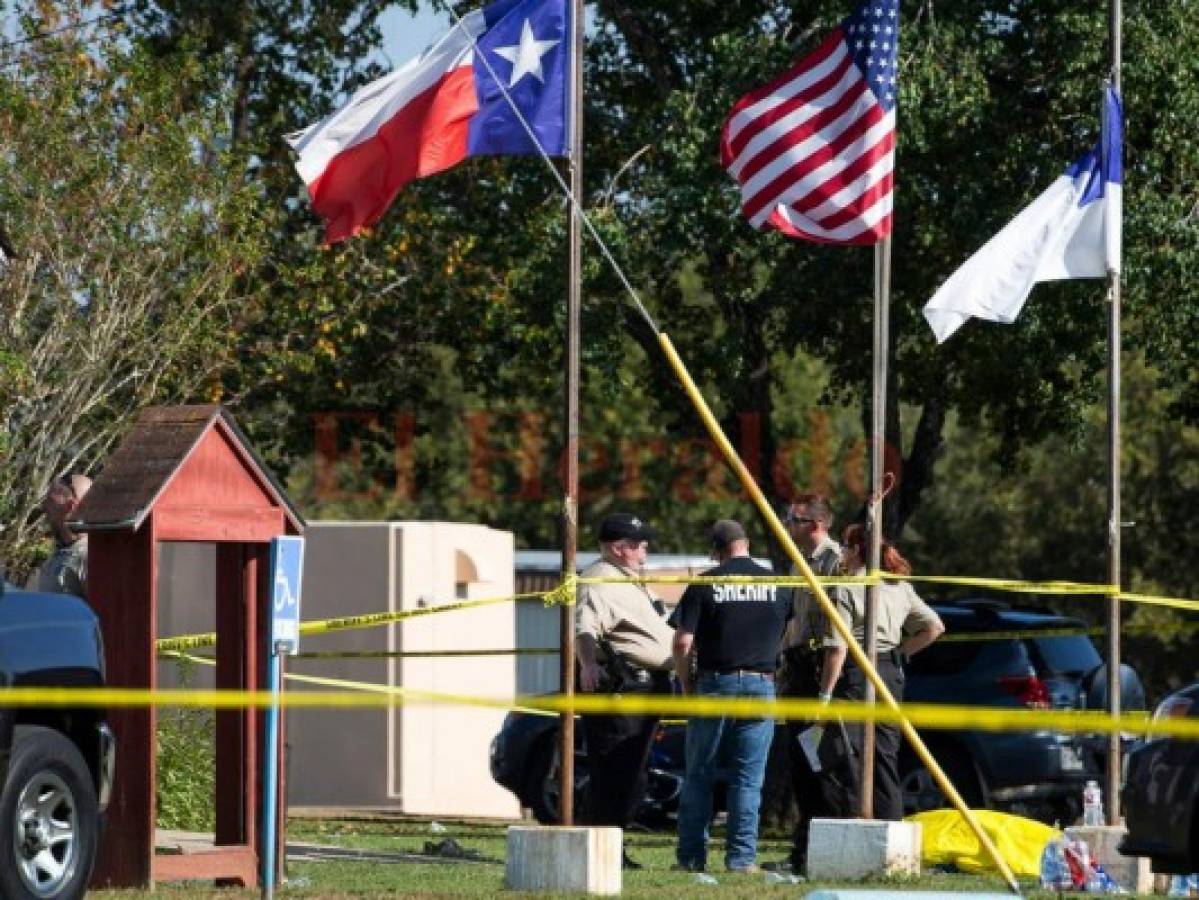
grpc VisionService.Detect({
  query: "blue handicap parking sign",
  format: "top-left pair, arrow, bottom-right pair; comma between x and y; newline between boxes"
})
269,536 -> 305,654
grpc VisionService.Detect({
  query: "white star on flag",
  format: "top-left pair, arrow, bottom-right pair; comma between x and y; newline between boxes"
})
493,19 -> 560,88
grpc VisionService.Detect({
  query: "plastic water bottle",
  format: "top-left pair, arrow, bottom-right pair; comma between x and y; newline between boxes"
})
1039,839 -> 1073,891
765,872 -> 804,885
1087,861 -> 1123,894
1083,779 -> 1105,826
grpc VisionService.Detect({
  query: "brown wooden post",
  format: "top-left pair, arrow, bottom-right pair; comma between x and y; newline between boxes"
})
88,525 -> 157,888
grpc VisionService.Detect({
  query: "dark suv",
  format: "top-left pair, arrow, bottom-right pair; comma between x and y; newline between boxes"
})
901,599 -> 1138,824
0,581 -> 114,900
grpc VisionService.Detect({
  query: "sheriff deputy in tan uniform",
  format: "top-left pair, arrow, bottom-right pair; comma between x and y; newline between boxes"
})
576,512 -> 674,870
776,492 -> 844,873
819,523 -> 945,822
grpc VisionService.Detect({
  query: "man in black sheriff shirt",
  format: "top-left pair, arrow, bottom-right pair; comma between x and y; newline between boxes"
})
672,520 -> 789,874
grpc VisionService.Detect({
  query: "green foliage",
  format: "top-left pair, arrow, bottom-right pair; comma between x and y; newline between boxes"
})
156,658 -> 216,832
156,707 -> 216,832
0,2 -> 269,572
913,354 -> 1199,700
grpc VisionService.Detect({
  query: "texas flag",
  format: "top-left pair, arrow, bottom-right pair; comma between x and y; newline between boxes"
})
288,0 -> 570,243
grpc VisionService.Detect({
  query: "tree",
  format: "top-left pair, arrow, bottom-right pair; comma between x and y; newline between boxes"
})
0,8 -> 266,573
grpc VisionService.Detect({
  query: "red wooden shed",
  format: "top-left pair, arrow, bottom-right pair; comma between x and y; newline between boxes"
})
72,404 -> 304,889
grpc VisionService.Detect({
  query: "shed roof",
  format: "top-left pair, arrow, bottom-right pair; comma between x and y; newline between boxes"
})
72,405 -> 304,533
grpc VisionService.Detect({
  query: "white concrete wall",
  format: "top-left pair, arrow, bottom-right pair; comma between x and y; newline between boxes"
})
288,521 -> 520,819
394,523 -> 517,817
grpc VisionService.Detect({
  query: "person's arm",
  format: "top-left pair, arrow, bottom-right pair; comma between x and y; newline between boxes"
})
577,634 -> 602,692
816,583 -> 857,700
673,629 -> 695,694
818,645 -> 847,700
575,582 -> 609,693
899,586 -> 945,658
899,617 -> 945,657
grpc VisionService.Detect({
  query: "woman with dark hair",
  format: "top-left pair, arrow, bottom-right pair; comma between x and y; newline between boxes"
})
816,524 -> 945,821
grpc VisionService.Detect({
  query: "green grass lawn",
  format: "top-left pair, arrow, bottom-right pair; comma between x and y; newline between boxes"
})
90,816 -> 1153,898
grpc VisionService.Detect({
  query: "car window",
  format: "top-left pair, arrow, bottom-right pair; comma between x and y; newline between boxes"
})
907,634 -> 1030,677
1028,634 -> 1101,675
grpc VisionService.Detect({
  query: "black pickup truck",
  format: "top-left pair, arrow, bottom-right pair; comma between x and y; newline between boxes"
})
0,580 -> 114,900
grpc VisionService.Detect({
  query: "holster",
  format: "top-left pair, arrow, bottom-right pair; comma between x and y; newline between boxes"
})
779,644 -> 823,697
598,641 -> 662,694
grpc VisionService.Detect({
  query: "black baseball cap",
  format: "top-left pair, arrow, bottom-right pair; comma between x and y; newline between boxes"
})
598,512 -> 655,542
710,519 -> 747,548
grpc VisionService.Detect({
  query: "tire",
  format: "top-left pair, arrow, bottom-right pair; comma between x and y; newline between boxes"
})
0,726 -> 99,900
899,744 -> 985,817
523,738 -> 589,825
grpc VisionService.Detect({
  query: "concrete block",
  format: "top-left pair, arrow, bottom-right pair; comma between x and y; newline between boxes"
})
1064,824 -> 1154,895
807,818 -> 922,880
505,826 -> 621,895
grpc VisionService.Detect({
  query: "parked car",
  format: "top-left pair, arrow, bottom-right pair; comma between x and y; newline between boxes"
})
491,597 -> 1141,827
1120,683 -> 1199,873
900,599 -> 1144,825
0,580 -> 115,900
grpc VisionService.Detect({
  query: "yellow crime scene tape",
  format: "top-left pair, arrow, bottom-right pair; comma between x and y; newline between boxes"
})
154,589 -> 555,652
164,649 -> 560,660
162,649 -> 558,718
290,648 -> 560,660
579,570 -> 1199,610
578,574 -> 881,586
7,679 -> 1198,741
1115,589 -> 1199,613
937,626 -> 1104,643
152,570 -> 1198,655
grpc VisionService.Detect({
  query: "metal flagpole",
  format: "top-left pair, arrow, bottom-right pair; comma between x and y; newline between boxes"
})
861,235 -> 892,818
1105,0 -> 1123,825
558,0 -> 585,827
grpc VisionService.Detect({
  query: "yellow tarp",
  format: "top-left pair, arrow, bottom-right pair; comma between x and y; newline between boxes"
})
906,808 -> 1061,878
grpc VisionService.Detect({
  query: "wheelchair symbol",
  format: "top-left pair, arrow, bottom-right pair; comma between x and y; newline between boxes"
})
275,569 -> 297,613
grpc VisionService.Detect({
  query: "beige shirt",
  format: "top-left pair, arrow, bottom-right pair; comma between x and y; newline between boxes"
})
823,572 -> 941,653
783,535 -> 843,650
575,558 -> 674,671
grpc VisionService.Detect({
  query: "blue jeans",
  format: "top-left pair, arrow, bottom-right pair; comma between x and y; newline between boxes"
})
676,671 -> 776,871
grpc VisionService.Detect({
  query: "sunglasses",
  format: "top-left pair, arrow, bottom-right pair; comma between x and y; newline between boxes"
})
785,514 -> 817,526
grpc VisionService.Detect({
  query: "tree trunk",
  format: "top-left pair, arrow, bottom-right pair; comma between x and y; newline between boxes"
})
894,398 -> 946,537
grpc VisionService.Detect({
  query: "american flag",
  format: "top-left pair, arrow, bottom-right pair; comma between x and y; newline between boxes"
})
721,0 -> 900,245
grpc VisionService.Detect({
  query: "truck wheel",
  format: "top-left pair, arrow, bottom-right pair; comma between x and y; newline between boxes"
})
0,726 -> 98,900
524,738 -> 589,824
900,746 -> 984,817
